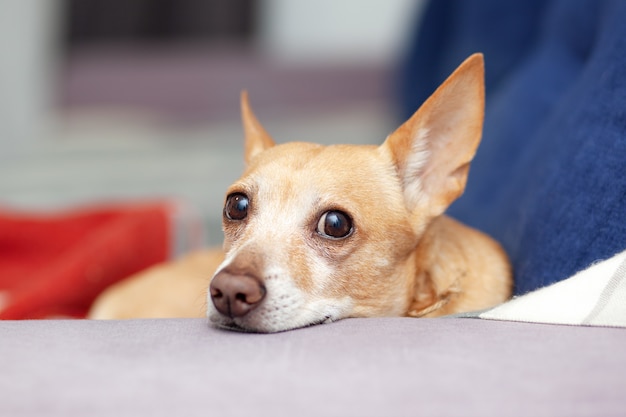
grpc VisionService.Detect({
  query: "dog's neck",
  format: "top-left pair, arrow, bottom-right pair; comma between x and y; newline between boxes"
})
405,216 -> 471,317
405,214 -> 511,318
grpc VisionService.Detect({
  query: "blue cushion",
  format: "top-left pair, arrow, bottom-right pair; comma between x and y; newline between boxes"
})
398,0 -> 626,294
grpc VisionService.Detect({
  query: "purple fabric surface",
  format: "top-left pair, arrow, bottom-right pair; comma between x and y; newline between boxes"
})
1,318 -> 625,416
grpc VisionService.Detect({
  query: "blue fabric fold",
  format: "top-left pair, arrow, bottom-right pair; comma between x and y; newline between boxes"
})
399,0 -> 626,294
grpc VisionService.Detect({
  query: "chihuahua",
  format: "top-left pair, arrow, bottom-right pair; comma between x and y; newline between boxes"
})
89,54 -> 512,332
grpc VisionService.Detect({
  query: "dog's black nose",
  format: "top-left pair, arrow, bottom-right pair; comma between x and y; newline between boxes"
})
210,271 -> 266,318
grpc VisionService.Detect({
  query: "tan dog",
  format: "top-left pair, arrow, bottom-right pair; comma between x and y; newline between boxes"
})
89,54 -> 512,332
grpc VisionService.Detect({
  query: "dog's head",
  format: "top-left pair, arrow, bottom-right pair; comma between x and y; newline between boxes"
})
207,54 -> 485,332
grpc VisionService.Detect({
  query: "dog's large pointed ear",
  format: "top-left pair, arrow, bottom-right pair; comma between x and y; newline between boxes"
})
380,54 -> 485,221
241,91 -> 275,164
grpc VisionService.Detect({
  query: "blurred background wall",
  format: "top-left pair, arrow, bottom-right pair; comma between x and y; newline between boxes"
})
0,0 -> 425,243
1,0 -> 423,141
0,0 -> 60,156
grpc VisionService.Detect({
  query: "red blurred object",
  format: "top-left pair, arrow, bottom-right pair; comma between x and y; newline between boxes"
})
0,203 -> 172,319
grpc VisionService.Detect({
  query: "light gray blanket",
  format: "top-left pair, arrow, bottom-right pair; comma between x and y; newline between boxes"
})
1,317 -> 625,417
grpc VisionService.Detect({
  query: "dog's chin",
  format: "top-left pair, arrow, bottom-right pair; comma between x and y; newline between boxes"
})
211,319 -> 257,333
208,313 -> 336,334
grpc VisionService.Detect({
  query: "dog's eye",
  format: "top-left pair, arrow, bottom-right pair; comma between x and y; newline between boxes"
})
224,193 -> 249,221
317,211 -> 353,239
